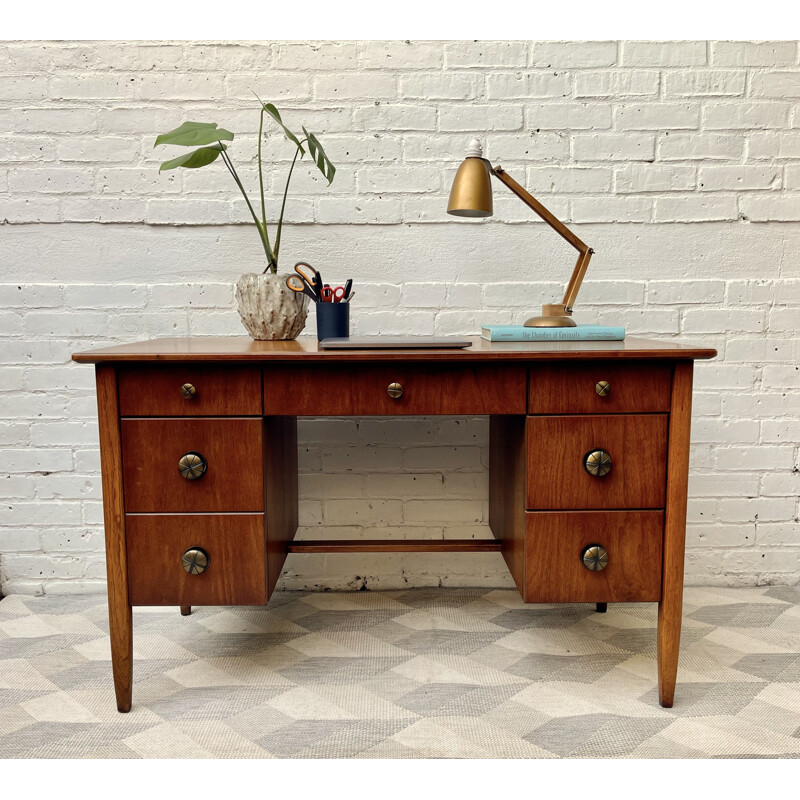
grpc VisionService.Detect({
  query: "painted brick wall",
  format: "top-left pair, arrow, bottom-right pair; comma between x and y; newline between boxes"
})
1,40 -> 799,595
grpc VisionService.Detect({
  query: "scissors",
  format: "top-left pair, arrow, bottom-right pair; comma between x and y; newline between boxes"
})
286,262 -> 322,302
319,284 -> 346,303
286,274 -> 319,302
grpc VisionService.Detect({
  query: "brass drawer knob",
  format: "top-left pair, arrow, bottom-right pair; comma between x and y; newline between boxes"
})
181,547 -> 210,575
584,449 -> 612,477
387,382 -> 404,399
180,383 -> 197,399
595,380 -> 610,397
581,544 -> 609,572
178,451 -> 207,480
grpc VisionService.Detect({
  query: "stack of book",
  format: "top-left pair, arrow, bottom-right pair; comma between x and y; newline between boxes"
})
481,325 -> 625,342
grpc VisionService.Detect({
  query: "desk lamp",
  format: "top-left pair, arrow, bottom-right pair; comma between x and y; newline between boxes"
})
447,138 -> 594,328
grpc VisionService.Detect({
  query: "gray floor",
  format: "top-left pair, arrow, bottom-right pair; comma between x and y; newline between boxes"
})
1,585 -> 799,758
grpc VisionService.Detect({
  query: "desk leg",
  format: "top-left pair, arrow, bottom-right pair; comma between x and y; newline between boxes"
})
96,365 -> 133,713
658,362 -> 693,709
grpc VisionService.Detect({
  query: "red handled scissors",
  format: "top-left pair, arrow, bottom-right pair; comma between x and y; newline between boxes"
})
319,284 -> 346,303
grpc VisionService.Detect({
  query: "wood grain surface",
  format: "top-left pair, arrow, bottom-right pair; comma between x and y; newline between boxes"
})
287,539 -> 502,553
72,336 -> 718,364
95,365 -> 132,712
126,514 -> 267,606
263,364 -> 527,415
528,361 -> 672,414
525,510 -> 664,603
658,361 -> 694,708
526,414 -> 668,510
264,416 -> 299,597
121,418 -> 264,512
118,365 -> 261,417
489,414 -> 527,595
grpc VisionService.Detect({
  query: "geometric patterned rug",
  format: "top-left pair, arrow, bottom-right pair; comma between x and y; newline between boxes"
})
1,586 -> 799,759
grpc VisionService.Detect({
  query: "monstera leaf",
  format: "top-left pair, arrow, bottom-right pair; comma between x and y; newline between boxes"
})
154,121 -> 234,149
261,103 -> 305,155
159,143 -> 227,172
302,126 -> 336,185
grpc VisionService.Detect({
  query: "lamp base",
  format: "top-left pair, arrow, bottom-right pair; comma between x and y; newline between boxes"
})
524,304 -> 578,328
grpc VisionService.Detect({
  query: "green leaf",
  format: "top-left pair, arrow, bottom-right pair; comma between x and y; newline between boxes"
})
154,121 -> 234,149
262,103 -> 305,155
302,126 -> 336,185
159,144 -> 226,172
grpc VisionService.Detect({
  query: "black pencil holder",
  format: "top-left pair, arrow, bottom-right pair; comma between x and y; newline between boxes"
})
316,301 -> 350,341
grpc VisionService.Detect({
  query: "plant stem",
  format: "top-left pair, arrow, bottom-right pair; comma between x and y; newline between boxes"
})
257,107 -> 267,233
219,143 -> 275,269
273,142 -> 304,264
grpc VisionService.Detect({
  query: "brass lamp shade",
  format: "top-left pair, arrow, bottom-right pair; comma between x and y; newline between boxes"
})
447,157 -> 493,218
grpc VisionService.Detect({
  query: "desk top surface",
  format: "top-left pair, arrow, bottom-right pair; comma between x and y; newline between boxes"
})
73,336 -> 717,364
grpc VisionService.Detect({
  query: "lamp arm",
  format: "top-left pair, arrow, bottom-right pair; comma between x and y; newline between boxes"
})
491,165 -> 594,315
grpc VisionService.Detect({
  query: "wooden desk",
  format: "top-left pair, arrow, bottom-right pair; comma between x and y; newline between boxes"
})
73,336 -> 716,712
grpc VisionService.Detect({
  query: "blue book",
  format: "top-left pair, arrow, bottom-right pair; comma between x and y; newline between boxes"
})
481,324 -> 625,342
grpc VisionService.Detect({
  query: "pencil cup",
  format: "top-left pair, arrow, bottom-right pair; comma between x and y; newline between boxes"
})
316,301 -> 350,341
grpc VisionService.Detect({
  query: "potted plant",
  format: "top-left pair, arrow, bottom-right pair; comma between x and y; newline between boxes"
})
154,101 -> 336,340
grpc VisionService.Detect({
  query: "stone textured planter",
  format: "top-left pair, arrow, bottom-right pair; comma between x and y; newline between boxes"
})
235,272 -> 309,340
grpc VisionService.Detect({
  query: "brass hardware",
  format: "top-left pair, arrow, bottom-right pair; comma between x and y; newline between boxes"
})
595,380 -> 611,397
181,547 -> 209,575
180,383 -> 197,399
581,544 -> 609,572
178,451 -> 207,480
387,382 -> 404,400
584,449 -> 612,477
524,304 -> 578,328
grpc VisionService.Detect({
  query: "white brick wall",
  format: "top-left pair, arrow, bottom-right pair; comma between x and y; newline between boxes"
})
1,40 -> 799,595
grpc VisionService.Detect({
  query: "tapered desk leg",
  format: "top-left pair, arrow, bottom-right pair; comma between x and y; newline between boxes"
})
658,362 -> 693,708
180,605 -> 192,616
96,365 -> 133,713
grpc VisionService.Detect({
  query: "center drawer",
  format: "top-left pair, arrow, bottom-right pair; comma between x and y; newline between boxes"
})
263,364 -> 527,415
526,414 -> 668,509
121,418 -> 264,512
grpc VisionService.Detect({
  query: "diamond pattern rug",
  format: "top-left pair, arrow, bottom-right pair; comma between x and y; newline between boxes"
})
1,586 -> 799,758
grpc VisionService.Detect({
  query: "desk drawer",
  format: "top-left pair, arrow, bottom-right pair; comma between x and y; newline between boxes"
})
121,418 -> 264,512
528,361 -> 671,414
126,514 -> 266,606
526,414 -> 667,509
263,364 -> 526,415
118,365 -> 262,416
525,511 -> 663,603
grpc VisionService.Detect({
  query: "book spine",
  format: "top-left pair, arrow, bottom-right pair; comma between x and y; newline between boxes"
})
481,327 -> 625,342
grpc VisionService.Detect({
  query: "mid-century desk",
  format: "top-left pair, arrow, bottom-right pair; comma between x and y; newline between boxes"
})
72,336 -> 716,712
